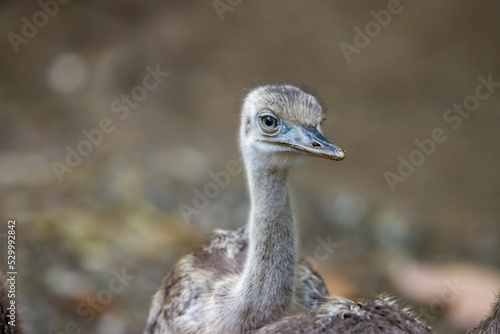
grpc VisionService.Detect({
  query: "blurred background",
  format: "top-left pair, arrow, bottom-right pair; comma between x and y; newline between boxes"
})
1,1 -> 499,333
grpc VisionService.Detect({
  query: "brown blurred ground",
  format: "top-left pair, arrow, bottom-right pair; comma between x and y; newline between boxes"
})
0,1 -> 499,333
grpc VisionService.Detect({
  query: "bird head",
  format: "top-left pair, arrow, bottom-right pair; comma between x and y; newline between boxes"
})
240,85 -> 345,168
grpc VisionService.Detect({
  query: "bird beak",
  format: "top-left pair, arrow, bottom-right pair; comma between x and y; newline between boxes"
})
273,125 -> 346,161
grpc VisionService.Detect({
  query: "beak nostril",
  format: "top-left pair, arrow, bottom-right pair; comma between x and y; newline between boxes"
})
312,142 -> 321,147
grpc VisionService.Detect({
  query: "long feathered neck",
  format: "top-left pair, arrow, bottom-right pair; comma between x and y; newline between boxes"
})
234,152 -> 298,329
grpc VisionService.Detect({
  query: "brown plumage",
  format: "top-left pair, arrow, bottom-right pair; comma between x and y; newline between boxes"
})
144,227 -> 329,333
254,297 -> 432,334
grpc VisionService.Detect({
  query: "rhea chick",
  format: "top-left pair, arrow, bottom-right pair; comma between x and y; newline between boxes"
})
143,85 -> 345,334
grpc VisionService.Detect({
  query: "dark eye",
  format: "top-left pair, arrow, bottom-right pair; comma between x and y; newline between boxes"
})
262,116 -> 277,128
258,114 -> 280,135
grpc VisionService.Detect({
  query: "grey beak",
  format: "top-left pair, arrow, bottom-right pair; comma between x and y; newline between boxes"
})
275,126 -> 346,161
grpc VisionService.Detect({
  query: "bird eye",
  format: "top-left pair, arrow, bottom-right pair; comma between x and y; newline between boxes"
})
258,114 -> 280,135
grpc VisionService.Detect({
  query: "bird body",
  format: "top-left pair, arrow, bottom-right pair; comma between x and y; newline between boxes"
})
144,227 -> 328,333
144,85 -> 344,333
254,297 -> 432,334
144,85 -> 436,334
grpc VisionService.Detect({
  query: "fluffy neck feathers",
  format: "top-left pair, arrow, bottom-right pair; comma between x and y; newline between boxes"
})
232,152 -> 298,330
